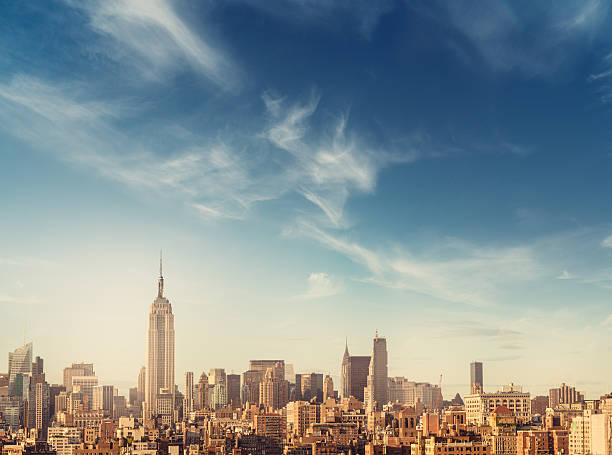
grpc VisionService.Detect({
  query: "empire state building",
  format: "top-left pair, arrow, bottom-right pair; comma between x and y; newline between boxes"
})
145,255 -> 175,422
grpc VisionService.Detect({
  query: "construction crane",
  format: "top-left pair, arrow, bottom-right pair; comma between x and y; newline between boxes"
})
435,373 -> 443,412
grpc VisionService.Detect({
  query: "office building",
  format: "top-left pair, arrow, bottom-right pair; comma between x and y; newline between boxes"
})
92,385 -> 114,416
465,383 -> 531,425
184,371 -> 194,415
227,374 -> 241,408
471,362 -> 484,394
145,256 -> 175,421
197,372 -> 209,410
388,377 -> 440,409
259,364 -> 289,410
340,341 -> 370,402
72,376 -> 99,410
365,332 -> 388,411
549,383 -> 585,409
8,342 -> 33,396
63,363 -> 95,391
323,376 -> 334,400
137,366 -> 146,405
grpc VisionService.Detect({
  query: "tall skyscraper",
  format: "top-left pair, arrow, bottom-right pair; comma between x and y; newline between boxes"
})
32,356 -> 45,384
197,372 -> 209,410
184,371 -> 194,415
92,385 -> 114,415
137,366 -> 146,405
145,255 -> 175,421
341,342 -> 350,400
8,342 -> 32,396
227,374 -> 241,408
259,363 -> 288,410
365,331 -> 388,411
34,381 -> 50,438
470,361 -> 483,394
340,340 -> 370,402
323,376 -> 334,400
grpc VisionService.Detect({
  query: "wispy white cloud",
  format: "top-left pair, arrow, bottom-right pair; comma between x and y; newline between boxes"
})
261,92 -> 420,227
419,0 -> 608,76
0,75 -> 265,219
73,0 -> 238,89
603,235 -> 612,248
291,272 -> 342,300
556,270 -> 574,280
0,76 -> 422,225
287,221 -> 541,307
601,314 -> 612,327
0,73 -> 536,247
589,53 -> 612,103
0,294 -> 43,304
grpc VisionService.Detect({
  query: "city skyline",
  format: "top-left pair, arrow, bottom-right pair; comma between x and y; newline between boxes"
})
2,0 -> 612,402
1,262 -> 608,401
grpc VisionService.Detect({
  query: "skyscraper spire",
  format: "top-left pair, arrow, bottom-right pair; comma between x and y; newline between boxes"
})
158,250 -> 164,298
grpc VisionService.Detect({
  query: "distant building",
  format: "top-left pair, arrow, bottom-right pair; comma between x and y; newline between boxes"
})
287,401 -> 321,437
184,371 -> 194,415
32,356 -> 45,385
8,342 -> 33,396
209,368 -> 226,387
197,372 -> 209,410
517,430 -> 550,455
464,383 -> 531,425
137,366 -> 146,405
323,376 -> 334,400
531,396 -> 548,416
72,376 -> 99,409
470,362 -> 483,394
259,364 -> 288,410
297,373 -> 324,402
254,413 -> 287,441
549,384 -> 585,409
34,381 -> 50,438
92,385 -> 114,416
340,341 -> 370,402
242,370 -> 266,405
211,383 -> 227,410
227,374 -> 241,408
388,377 -> 440,410
365,332 -> 388,411
63,363 -> 95,391
422,437 -> 490,455
249,360 -> 285,380
144,256 -> 175,423
156,388 -> 174,425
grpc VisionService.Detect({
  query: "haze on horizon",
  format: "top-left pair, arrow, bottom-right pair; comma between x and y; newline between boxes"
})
1,0 -> 612,400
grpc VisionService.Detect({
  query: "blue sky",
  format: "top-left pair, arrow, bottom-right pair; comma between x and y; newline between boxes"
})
1,0 -> 612,399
